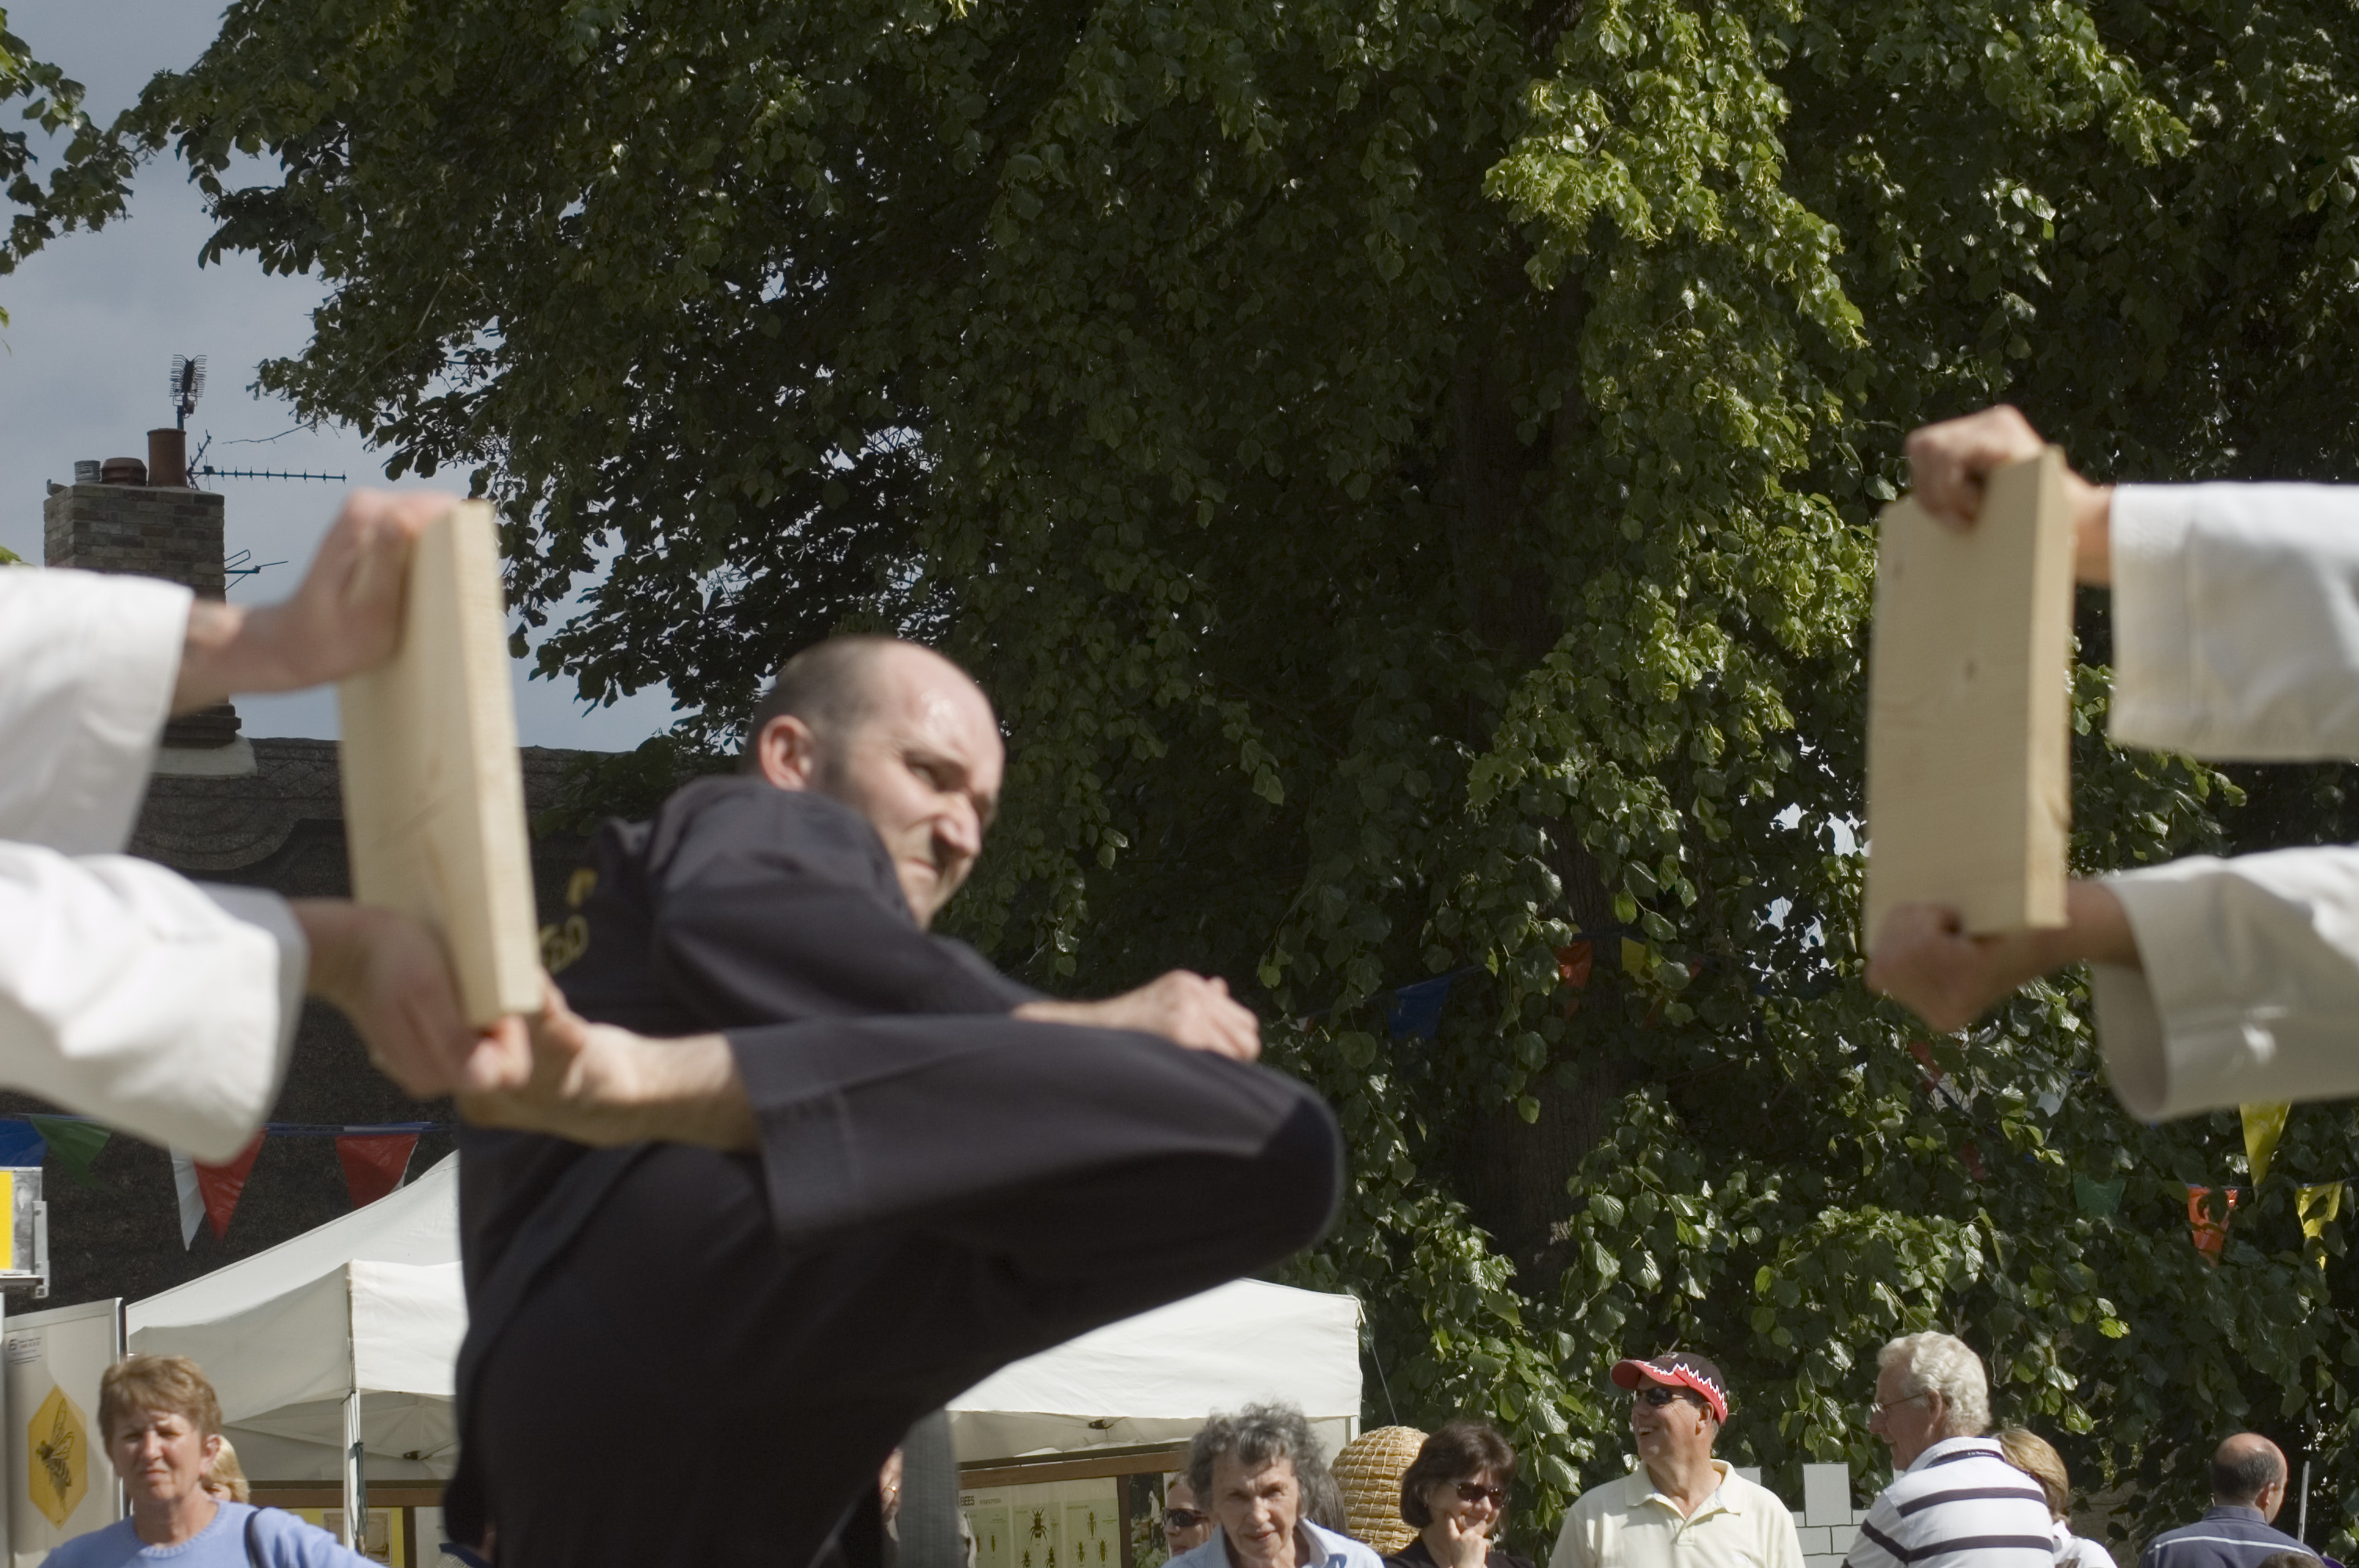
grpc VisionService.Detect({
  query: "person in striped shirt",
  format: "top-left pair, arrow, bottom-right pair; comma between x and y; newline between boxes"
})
1842,1333 -> 2055,1568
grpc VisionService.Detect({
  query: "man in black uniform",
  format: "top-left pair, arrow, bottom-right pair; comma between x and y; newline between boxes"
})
449,637 -> 1342,1567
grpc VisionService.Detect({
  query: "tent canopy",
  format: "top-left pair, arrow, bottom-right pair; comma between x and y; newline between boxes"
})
127,1154 -> 463,1481
947,1278 -> 1362,1462
126,1153 -> 1365,1478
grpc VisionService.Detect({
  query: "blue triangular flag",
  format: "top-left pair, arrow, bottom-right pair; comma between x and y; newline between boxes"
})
0,1121 -> 48,1168
1387,975 -> 1456,1040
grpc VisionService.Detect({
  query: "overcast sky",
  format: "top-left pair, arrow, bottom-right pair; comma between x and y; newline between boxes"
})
1,1 -> 677,750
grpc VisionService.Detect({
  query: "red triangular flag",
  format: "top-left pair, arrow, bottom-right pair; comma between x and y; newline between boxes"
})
335,1133 -> 419,1209
2188,1184 -> 2240,1262
194,1134 -> 264,1243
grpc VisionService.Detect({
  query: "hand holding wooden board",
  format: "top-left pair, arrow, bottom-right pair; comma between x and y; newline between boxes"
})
337,500 -> 542,1024
1863,448 -> 2074,953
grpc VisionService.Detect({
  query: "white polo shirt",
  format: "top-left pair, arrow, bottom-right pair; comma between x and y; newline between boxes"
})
1549,1461 -> 1806,1568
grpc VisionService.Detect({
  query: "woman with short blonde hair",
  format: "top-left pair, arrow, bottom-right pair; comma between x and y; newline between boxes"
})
43,1355 -> 373,1566
1997,1428 -> 2113,1568
200,1436 -> 251,1504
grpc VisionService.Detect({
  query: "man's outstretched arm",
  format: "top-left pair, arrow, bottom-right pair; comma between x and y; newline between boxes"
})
462,966 -> 1265,1150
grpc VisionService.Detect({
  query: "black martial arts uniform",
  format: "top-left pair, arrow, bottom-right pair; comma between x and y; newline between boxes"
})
446,778 -> 1341,1566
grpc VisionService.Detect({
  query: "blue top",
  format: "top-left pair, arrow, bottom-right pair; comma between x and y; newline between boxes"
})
2139,1505 -> 2317,1568
42,1503 -> 375,1567
1169,1521 -> 1387,1568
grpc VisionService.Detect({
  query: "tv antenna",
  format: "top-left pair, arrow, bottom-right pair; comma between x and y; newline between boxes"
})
224,548 -> 287,584
169,355 -> 205,430
185,433 -> 345,486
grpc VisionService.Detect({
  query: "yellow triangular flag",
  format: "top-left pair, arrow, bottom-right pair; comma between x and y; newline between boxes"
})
2242,1102 -> 2292,1186
2299,1182 -> 2343,1270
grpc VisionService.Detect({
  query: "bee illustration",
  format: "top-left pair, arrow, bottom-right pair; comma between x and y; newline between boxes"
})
34,1399 -> 74,1504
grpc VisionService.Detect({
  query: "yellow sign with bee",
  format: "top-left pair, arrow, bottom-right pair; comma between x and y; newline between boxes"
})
25,1383 -> 86,1528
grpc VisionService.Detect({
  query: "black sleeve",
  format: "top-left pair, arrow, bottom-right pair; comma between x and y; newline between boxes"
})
725,1011 -> 1322,1243
641,782 -> 1041,1029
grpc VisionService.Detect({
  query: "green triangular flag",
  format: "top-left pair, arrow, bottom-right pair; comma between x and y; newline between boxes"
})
2074,1174 -> 2125,1216
26,1116 -> 109,1189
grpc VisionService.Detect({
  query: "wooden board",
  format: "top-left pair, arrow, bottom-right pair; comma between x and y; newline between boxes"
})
1863,448 -> 2074,952
336,501 -> 540,1023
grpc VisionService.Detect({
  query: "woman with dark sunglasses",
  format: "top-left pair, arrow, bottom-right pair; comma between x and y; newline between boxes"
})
1164,1472 -> 1217,1557
1385,1421 -> 1534,1568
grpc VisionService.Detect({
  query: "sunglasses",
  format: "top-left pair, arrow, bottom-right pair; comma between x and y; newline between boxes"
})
1633,1387 -> 1706,1409
1455,1480 -> 1509,1507
1165,1508 -> 1208,1530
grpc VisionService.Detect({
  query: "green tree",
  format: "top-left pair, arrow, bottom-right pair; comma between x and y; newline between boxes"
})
137,0 -> 2359,1549
0,9 -> 133,324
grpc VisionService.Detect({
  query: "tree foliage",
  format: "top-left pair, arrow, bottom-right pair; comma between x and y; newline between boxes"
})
0,9 -> 133,324
138,0 -> 2359,1550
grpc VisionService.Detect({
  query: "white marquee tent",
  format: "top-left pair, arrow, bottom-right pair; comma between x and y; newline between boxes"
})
125,1152 -> 1364,1492
947,1278 -> 1362,1461
125,1152 -> 465,1488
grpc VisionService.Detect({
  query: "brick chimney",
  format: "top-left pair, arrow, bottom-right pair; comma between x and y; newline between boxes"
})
43,457 -> 247,761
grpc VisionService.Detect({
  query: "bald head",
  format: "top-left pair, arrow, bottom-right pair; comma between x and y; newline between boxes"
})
747,637 -> 1003,926
746,636 -> 904,753
2212,1434 -> 2288,1516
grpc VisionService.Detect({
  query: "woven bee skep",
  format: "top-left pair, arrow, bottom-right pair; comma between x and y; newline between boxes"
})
1332,1425 -> 1429,1553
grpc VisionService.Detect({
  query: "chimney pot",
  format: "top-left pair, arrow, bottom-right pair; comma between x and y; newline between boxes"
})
72,460 -> 100,485
147,429 -> 187,490
100,457 -> 147,486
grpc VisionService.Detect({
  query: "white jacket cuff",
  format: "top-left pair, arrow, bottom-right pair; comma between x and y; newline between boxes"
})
0,571 -> 190,853
2096,849 -> 2359,1120
0,848 -> 294,1161
2106,483 -> 2359,759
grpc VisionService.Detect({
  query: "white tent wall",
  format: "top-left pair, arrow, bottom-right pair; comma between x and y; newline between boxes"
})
946,1279 -> 1363,1462
131,1260 -> 463,1482
127,1157 -> 466,1484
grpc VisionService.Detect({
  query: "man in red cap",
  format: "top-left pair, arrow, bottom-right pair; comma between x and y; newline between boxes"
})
1547,1352 -> 1804,1568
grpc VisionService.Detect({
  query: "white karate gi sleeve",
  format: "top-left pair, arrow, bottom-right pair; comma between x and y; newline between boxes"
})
2092,485 -> 2359,1118
0,569 -> 305,1160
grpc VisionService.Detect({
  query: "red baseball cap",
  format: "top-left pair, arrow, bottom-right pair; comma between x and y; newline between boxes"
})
1612,1352 -> 1729,1423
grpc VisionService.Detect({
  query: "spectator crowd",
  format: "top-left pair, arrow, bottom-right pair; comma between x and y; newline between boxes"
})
1143,1334 -> 2328,1568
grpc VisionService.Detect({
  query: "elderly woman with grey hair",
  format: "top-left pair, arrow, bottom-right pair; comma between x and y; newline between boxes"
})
1169,1402 -> 1383,1568
1842,1333 -> 2055,1568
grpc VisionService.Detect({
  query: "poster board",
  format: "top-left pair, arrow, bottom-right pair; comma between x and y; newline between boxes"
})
295,1506 -> 403,1565
336,500 -> 540,1023
964,1479 -> 1121,1568
5,1298 -> 122,1567
1863,448 -> 2075,951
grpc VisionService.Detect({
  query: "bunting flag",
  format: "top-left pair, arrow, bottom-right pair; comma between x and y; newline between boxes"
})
2188,1185 -> 2240,1263
1554,942 -> 1594,1016
169,1151 -> 202,1249
0,1114 -> 429,1236
335,1133 -> 420,1209
2074,1174 -> 2125,1216
28,1116 -> 110,1187
169,1135 -> 265,1247
2242,1102 -> 2292,1187
0,1122 -> 45,1168
2299,1182 -> 2343,1270
1386,973 -> 1462,1040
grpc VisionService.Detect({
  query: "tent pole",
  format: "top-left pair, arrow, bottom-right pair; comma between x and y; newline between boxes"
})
342,1388 -> 365,1548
